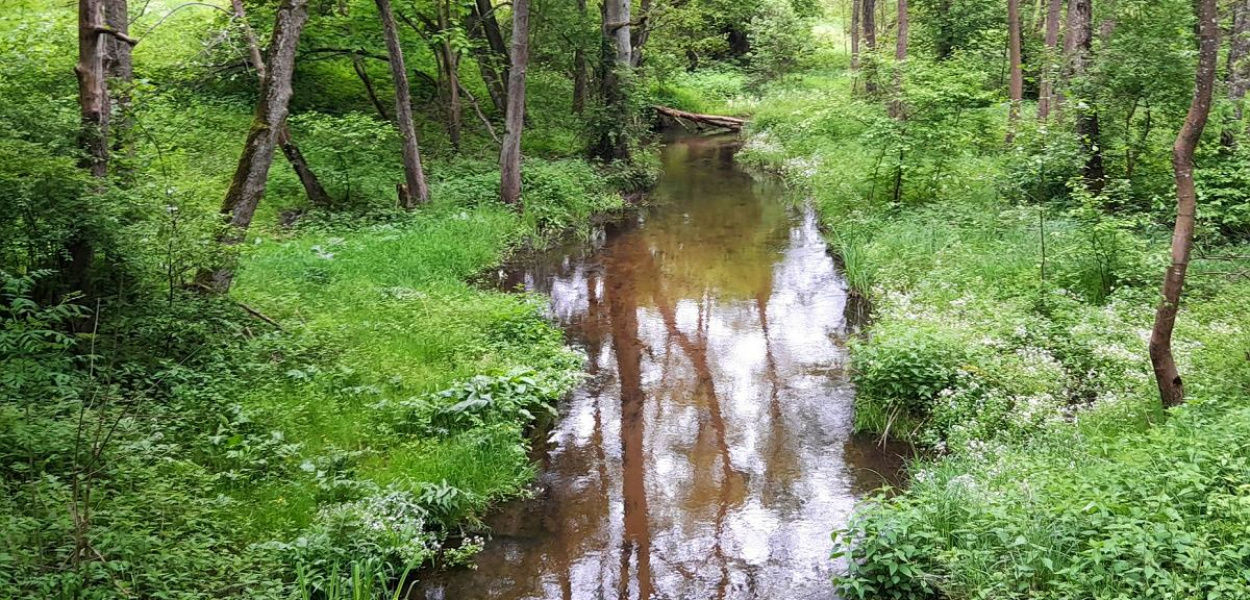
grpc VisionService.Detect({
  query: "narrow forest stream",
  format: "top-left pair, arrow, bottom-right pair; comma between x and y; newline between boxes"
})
418,133 -> 905,600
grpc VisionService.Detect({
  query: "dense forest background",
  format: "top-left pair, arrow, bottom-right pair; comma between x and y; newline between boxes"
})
2,0 -> 1250,597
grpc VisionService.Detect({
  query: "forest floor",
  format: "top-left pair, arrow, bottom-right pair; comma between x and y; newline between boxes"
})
654,21 -> 1250,600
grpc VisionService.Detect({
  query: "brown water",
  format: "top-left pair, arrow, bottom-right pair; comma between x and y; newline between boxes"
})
418,133 -> 906,600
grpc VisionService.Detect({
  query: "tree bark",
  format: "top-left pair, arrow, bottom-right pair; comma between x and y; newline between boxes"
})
1149,0 -> 1219,409
862,0 -> 877,94
472,0 -> 509,112
233,0 -> 331,208
889,0 -> 908,118
464,3 -> 507,114
104,0 -> 132,168
376,0 -> 430,208
438,0 -> 462,152
1064,0 -> 1103,193
592,0 -> 632,161
72,0 -> 112,294
78,0 -> 109,180
630,0 -> 652,68
352,54 -> 390,120
201,0 -> 310,293
851,0 -> 861,69
1225,0 -> 1250,146
1007,0 -> 1024,141
1037,0 -> 1063,121
499,0 -> 529,205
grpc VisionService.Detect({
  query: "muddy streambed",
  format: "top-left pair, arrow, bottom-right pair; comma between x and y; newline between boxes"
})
417,133 -> 906,600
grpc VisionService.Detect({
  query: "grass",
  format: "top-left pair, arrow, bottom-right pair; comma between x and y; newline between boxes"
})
722,17 -> 1250,599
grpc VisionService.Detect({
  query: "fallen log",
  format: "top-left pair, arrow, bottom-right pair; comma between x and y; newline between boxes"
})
653,105 -> 747,131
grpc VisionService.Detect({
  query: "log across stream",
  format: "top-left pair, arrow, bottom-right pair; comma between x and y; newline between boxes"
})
416,132 -> 906,600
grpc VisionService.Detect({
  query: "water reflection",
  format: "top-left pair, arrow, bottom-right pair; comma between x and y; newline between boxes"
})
419,134 -> 906,600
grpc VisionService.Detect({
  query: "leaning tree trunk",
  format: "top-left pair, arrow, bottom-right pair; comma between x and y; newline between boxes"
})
1037,0 -> 1063,121
851,0 -> 860,69
1064,0 -> 1103,194
376,0 -> 430,208
889,0 -> 908,118
352,54 -> 391,120
499,0 -> 529,205
199,0 -> 310,293
233,0 -> 332,208
466,5 -> 508,115
1007,0 -> 1024,141
1149,0 -> 1219,409
862,0 -> 878,94
1225,0 -> 1250,146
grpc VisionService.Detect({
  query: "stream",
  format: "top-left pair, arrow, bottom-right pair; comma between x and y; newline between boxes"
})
418,133 -> 905,600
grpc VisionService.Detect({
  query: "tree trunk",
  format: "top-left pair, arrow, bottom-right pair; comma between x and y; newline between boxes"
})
1064,0 -> 1103,194
889,0 -> 908,118
71,0 -> 110,294
592,0 -> 632,161
279,128 -> 333,207
1149,0 -> 1218,409
1007,0 -> 1024,141
1037,0 -> 1063,121
474,0 -> 509,111
630,0 -> 651,68
862,0 -> 877,94
376,0 -> 430,208
200,0 -> 310,293
851,0 -> 861,69
1225,0 -> 1250,146
234,0 -> 332,208
352,54 -> 390,120
499,0 -> 529,205
78,0 -> 109,180
104,0 -> 132,169
438,0 -> 462,152
465,3 -> 508,114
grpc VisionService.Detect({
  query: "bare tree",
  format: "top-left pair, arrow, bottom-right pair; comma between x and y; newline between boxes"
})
199,0 -> 311,293
376,0 -> 430,207
1007,0 -> 1023,141
1149,0 -> 1219,408
500,0 -> 529,205
1037,0 -> 1063,121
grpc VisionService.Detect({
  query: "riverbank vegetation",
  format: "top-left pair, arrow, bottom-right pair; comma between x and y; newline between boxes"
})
5,0 -> 1249,597
710,0 -> 1250,597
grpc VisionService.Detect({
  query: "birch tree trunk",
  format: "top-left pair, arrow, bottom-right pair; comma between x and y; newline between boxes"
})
201,0 -> 310,293
1037,0 -> 1063,121
376,0 -> 430,208
1149,0 -> 1219,408
499,0 -> 529,205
